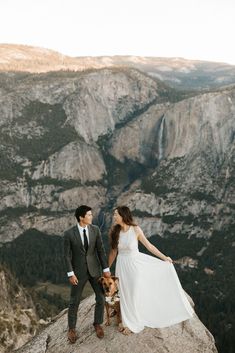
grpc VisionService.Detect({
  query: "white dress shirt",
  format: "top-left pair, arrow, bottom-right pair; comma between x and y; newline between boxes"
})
67,223 -> 110,277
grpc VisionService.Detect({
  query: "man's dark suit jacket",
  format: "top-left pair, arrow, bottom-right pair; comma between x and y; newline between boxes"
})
63,224 -> 108,279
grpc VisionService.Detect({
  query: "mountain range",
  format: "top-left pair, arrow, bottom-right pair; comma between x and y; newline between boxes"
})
1,43 -> 235,89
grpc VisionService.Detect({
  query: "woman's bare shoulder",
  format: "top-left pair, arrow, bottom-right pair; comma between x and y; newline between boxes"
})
133,225 -> 142,236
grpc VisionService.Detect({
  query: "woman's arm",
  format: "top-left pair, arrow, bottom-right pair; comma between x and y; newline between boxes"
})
108,248 -> 118,267
136,226 -> 173,262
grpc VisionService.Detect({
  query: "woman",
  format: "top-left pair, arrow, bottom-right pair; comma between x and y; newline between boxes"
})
108,206 -> 194,334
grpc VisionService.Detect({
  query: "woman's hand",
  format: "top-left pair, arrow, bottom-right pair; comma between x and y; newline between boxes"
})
164,256 -> 173,263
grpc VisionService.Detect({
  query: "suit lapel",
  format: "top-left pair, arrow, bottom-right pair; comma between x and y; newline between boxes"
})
88,225 -> 95,250
73,226 -> 85,252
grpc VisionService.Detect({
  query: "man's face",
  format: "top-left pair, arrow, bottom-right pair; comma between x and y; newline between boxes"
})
80,210 -> 93,225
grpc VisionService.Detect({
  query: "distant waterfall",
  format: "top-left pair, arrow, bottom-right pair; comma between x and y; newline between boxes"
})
158,115 -> 165,161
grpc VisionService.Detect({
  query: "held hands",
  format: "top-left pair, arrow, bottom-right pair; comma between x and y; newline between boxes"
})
103,271 -> 111,278
69,272 -> 111,285
69,275 -> 79,286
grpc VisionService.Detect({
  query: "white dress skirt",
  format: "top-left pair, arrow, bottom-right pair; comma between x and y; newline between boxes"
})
115,226 -> 194,333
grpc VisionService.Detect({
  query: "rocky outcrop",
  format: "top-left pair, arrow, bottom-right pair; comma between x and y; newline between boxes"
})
115,144 -> 235,240
63,69 -> 159,143
32,141 -> 106,182
109,103 -> 169,164
16,294 -> 217,353
164,89 -> 235,160
0,184 -> 107,242
0,266 -> 38,353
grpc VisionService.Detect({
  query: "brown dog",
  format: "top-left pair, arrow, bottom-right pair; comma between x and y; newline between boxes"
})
99,276 -> 122,328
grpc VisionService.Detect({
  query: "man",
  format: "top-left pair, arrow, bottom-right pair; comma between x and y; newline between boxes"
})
64,205 -> 111,343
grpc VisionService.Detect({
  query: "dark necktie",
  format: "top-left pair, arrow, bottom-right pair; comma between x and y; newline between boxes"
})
83,228 -> 88,252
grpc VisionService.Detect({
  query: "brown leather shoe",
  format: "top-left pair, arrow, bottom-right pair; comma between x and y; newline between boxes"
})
67,328 -> 78,344
93,324 -> 104,339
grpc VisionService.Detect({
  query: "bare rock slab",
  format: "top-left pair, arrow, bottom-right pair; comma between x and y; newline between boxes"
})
16,294 -> 217,353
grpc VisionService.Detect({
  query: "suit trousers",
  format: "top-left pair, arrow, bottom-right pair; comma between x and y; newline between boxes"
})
68,272 -> 105,329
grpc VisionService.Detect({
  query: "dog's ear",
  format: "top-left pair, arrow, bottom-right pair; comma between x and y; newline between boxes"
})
111,276 -> 119,283
98,277 -> 105,284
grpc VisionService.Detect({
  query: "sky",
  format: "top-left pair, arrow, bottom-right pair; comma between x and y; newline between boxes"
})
0,0 -> 235,65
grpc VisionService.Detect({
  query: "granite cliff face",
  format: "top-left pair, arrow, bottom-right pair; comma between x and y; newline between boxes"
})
0,68 -> 162,242
0,67 -> 234,244
110,87 -> 235,239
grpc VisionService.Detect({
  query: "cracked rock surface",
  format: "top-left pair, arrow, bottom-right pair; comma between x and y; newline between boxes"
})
16,295 -> 218,353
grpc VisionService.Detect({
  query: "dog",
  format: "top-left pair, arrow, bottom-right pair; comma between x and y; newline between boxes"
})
99,276 -> 132,335
99,276 -> 122,328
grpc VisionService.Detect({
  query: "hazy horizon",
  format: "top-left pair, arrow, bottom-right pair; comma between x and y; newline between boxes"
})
1,0 -> 235,65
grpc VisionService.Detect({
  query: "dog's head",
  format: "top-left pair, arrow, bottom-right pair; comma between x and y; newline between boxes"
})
98,276 -> 119,297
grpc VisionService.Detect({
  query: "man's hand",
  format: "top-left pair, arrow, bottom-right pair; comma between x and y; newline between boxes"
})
103,271 -> 111,278
69,275 -> 79,285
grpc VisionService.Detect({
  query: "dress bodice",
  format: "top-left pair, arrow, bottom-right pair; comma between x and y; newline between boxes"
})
118,226 -> 139,255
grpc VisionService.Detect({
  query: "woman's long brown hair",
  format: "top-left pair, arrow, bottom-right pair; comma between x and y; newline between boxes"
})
109,206 -> 137,249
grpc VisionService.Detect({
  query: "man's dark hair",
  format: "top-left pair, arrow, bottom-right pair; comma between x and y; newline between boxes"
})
74,205 -> 92,222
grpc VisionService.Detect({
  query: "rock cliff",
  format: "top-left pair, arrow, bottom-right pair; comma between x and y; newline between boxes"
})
0,266 -> 38,353
0,70 -> 234,244
0,67 -> 166,242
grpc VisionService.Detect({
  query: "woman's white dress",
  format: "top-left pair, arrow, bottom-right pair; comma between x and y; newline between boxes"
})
115,226 -> 194,333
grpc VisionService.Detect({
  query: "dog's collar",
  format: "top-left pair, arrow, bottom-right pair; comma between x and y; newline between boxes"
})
105,289 -> 120,304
